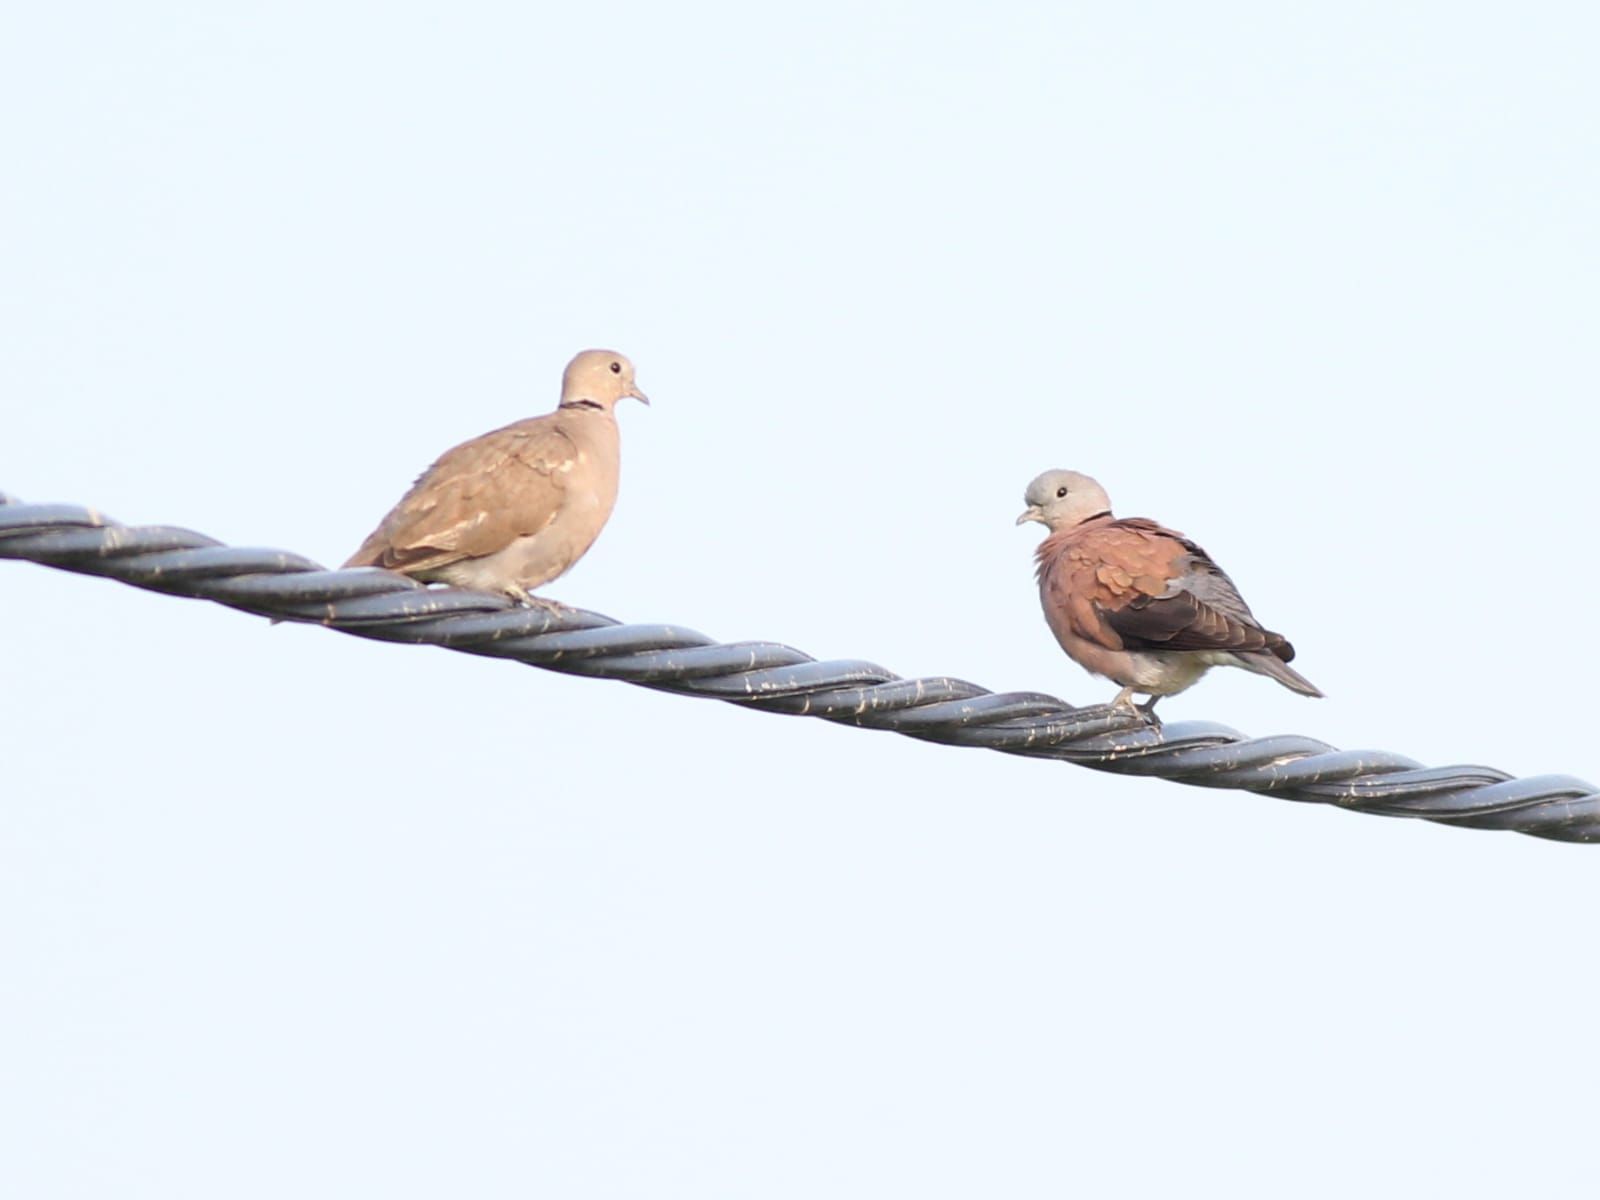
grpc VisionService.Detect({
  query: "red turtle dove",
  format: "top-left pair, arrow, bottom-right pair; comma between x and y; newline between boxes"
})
1017,470 -> 1321,717
345,349 -> 648,603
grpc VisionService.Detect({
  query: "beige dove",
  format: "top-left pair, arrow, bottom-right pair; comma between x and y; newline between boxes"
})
344,349 -> 648,603
1017,469 -> 1321,717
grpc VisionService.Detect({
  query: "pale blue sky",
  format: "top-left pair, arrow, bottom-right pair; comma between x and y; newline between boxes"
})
3,3 -> 1598,1197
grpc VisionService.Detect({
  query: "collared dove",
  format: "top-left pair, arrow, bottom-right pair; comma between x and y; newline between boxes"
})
1017,469 -> 1321,717
344,349 -> 648,603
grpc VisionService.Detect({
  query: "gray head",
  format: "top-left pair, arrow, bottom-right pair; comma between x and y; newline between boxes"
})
1015,469 -> 1113,532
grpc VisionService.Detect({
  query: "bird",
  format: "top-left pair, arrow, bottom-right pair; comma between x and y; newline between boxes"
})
343,349 -> 648,606
1016,469 -> 1321,718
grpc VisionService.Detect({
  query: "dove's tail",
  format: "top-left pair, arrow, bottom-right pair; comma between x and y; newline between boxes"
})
1236,652 -> 1324,698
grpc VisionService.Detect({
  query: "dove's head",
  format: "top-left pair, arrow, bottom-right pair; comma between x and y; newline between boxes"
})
560,349 -> 649,411
1016,470 -> 1113,532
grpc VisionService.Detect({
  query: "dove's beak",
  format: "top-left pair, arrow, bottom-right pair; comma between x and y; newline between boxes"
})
628,384 -> 650,406
1016,506 -> 1044,527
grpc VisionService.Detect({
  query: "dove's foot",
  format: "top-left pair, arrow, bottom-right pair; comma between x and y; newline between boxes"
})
506,587 -> 573,616
1110,687 -> 1162,727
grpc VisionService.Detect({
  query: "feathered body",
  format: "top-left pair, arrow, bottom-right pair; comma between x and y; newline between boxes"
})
1033,516 -> 1318,699
345,409 -> 620,598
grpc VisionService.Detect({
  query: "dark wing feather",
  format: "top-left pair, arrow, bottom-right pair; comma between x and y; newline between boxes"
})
1095,520 -> 1295,662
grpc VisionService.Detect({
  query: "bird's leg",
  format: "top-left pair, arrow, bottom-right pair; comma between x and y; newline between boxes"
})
1110,686 -> 1140,713
1136,696 -> 1164,728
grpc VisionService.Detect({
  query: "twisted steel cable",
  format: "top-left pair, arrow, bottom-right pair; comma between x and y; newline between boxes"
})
3,489 -> 1597,843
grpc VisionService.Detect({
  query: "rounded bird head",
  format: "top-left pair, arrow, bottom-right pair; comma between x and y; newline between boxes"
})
560,349 -> 650,410
1016,469 -> 1113,531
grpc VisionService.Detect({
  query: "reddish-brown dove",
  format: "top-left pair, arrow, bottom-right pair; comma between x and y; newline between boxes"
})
344,349 -> 648,604
1017,469 -> 1321,717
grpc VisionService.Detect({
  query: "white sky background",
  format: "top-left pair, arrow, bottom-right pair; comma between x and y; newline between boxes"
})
3,2 -> 1598,1196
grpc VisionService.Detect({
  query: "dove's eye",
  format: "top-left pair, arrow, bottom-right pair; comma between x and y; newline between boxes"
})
609,361 -> 622,374
1056,486 -> 1069,498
